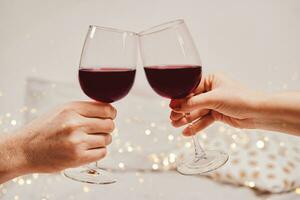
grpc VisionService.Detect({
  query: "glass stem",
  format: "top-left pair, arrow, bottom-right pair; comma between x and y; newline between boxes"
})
192,135 -> 206,160
95,161 -> 100,168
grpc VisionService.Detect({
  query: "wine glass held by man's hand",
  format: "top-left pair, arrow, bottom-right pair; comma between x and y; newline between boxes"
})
64,25 -> 138,184
0,101 -> 116,184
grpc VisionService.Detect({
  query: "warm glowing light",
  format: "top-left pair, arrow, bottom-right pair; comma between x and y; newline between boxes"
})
118,148 -> 124,153
30,108 -> 37,114
168,134 -> 174,141
127,146 -> 133,152
138,178 -> 144,183
145,129 -> 151,135
244,181 -> 255,188
118,162 -> 125,169
150,122 -> 156,127
152,164 -> 159,170
32,173 -> 39,179
185,142 -> 191,148
169,153 -> 176,163
163,158 -> 169,166
256,140 -> 265,149
230,143 -> 237,149
11,120 -> 17,126
83,186 -> 90,192
18,179 -> 25,185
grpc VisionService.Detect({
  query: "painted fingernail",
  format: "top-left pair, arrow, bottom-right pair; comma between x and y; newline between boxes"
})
169,101 -> 180,110
182,126 -> 193,136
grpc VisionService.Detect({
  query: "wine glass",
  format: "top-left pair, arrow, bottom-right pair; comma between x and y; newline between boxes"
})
64,25 -> 138,184
139,19 -> 228,175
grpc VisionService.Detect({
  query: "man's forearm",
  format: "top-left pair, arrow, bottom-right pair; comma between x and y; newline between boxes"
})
0,134 -> 28,183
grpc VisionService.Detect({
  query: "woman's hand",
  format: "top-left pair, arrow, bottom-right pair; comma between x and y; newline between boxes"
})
170,73 -> 300,136
0,101 -> 116,183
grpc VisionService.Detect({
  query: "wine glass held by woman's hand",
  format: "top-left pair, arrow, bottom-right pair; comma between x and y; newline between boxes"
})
139,19 -> 228,175
170,73 -> 300,136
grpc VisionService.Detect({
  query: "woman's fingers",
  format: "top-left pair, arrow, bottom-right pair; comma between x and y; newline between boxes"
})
169,111 -> 184,121
171,109 -> 210,127
169,91 -> 219,113
182,114 -> 215,136
84,133 -> 112,149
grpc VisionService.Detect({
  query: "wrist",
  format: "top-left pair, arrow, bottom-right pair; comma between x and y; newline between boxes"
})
0,132 -> 31,183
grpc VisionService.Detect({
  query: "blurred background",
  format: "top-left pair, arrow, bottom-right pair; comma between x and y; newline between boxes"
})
0,0 -> 299,113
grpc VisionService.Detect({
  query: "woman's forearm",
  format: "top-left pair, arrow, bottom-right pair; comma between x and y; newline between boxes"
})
255,92 -> 300,136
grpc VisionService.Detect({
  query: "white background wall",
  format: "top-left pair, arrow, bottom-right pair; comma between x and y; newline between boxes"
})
0,0 -> 300,113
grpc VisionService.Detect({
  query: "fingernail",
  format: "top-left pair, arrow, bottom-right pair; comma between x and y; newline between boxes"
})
182,126 -> 193,136
169,101 -> 180,110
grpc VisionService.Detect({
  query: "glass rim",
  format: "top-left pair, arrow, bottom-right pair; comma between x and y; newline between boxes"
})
138,19 -> 185,36
89,25 -> 138,36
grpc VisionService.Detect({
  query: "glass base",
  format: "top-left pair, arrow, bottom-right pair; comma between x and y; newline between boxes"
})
176,150 -> 229,175
64,166 -> 116,184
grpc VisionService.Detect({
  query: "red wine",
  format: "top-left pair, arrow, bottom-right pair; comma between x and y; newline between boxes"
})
144,65 -> 202,99
79,68 -> 136,103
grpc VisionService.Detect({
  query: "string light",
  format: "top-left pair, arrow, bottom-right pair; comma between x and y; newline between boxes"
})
30,108 -> 37,114
83,186 -> 90,193
168,134 -> 174,141
18,179 -> 25,185
169,153 -> 176,163
185,142 -> 191,148
11,120 -> 17,126
152,164 -> 159,170
256,140 -> 265,149
118,162 -> 125,169
145,129 -> 151,135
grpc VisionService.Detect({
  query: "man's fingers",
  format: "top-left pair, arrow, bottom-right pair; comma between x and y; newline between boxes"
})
84,133 -> 112,149
81,118 -> 115,134
82,148 -> 107,163
182,114 -> 215,136
171,109 -> 210,127
67,101 -> 117,119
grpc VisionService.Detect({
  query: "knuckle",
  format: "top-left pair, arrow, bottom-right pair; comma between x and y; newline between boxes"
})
105,134 -> 112,145
185,114 -> 193,123
103,105 -> 114,116
68,134 -> 83,146
186,98 -> 195,108
63,118 -> 82,132
111,106 -> 117,119
106,120 -> 115,133
98,148 -> 107,159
